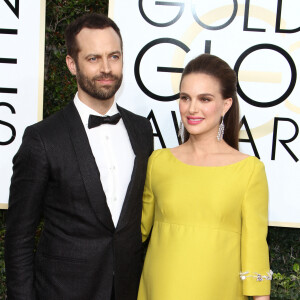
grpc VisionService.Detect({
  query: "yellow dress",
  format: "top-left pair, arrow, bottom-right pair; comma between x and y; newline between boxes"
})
138,149 -> 271,300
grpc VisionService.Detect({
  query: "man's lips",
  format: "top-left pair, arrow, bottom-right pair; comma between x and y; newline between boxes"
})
94,75 -> 117,85
187,116 -> 204,124
96,78 -> 115,84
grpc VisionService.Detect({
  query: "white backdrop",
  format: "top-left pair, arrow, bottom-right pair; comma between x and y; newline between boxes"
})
109,0 -> 300,227
0,0 -> 45,208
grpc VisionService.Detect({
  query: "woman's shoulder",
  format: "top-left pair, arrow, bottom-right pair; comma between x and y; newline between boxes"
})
150,148 -> 169,156
149,148 -> 171,162
226,149 -> 249,163
226,150 -> 264,167
229,152 -> 266,179
147,149 -> 175,173
232,149 -> 264,166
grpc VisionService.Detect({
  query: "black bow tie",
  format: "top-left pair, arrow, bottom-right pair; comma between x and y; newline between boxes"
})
88,113 -> 121,129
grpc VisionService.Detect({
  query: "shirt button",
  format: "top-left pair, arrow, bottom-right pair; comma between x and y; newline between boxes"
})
113,197 -> 117,201
105,136 -> 109,140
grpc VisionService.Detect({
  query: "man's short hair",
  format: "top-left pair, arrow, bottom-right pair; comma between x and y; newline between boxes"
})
65,12 -> 123,62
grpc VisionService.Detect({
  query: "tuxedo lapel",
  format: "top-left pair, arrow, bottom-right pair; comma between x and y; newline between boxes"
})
63,102 -> 115,232
117,106 -> 140,156
116,106 -> 145,230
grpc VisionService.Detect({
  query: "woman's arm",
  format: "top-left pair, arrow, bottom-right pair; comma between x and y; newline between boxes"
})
141,153 -> 156,242
253,296 -> 270,300
241,159 -> 271,296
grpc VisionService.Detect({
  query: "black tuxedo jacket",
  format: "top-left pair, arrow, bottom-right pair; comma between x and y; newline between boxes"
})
5,101 -> 153,300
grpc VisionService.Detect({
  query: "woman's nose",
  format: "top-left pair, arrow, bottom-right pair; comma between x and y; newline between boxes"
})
189,99 -> 199,114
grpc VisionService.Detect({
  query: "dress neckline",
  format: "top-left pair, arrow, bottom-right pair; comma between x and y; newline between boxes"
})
166,148 -> 253,168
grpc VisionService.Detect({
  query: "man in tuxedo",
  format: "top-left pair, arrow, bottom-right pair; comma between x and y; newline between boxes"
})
5,13 -> 153,300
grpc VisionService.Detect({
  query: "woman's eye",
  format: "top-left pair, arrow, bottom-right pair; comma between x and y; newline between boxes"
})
180,95 -> 189,101
201,97 -> 210,102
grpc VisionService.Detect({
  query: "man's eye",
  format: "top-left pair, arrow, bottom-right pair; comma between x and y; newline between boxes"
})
89,57 -> 97,62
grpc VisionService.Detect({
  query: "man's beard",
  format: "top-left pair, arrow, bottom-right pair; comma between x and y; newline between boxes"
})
76,67 -> 122,101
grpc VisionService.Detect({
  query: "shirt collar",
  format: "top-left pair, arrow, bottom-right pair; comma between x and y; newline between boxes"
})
74,92 -> 119,126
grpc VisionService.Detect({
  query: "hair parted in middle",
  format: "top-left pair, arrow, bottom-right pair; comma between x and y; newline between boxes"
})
179,53 -> 240,150
65,12 -> 123,63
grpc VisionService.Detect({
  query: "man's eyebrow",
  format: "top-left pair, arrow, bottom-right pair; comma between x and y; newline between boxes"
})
110,50 -> 122,55
85,51 -> 122,58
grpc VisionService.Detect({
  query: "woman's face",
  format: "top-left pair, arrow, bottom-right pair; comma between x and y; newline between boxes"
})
179,73 -> 232,140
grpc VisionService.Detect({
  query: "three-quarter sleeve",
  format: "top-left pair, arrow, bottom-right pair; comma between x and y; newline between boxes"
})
241,159 -> 271,296
141,152 -> 157,242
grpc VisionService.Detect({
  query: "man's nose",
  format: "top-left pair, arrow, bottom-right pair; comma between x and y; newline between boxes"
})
100,58 -> 111,73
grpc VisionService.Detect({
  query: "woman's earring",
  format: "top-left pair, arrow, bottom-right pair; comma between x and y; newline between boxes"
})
217,116 -> 225,141
178,120 -> 185,144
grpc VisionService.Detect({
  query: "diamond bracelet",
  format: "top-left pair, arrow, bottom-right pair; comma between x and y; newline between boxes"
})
240,270 -> 273,281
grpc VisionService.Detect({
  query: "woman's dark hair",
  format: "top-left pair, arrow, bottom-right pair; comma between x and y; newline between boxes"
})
180,53 -> 240,150
65,13 -> 123,62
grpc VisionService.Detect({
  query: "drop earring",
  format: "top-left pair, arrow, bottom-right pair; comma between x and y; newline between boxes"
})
178,120 -> 185,144
217,116 -> 225,141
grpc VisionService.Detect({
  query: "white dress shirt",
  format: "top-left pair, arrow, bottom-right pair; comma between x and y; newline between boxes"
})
74,93 -> 135,227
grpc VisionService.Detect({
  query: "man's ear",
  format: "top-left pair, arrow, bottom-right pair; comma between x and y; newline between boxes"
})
66,55 -> 77,76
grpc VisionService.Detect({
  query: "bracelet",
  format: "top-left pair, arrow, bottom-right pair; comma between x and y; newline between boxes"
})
240,270 -> 273,281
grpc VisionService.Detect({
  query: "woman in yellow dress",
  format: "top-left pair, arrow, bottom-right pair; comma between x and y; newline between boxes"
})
138,54 -> 272,300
